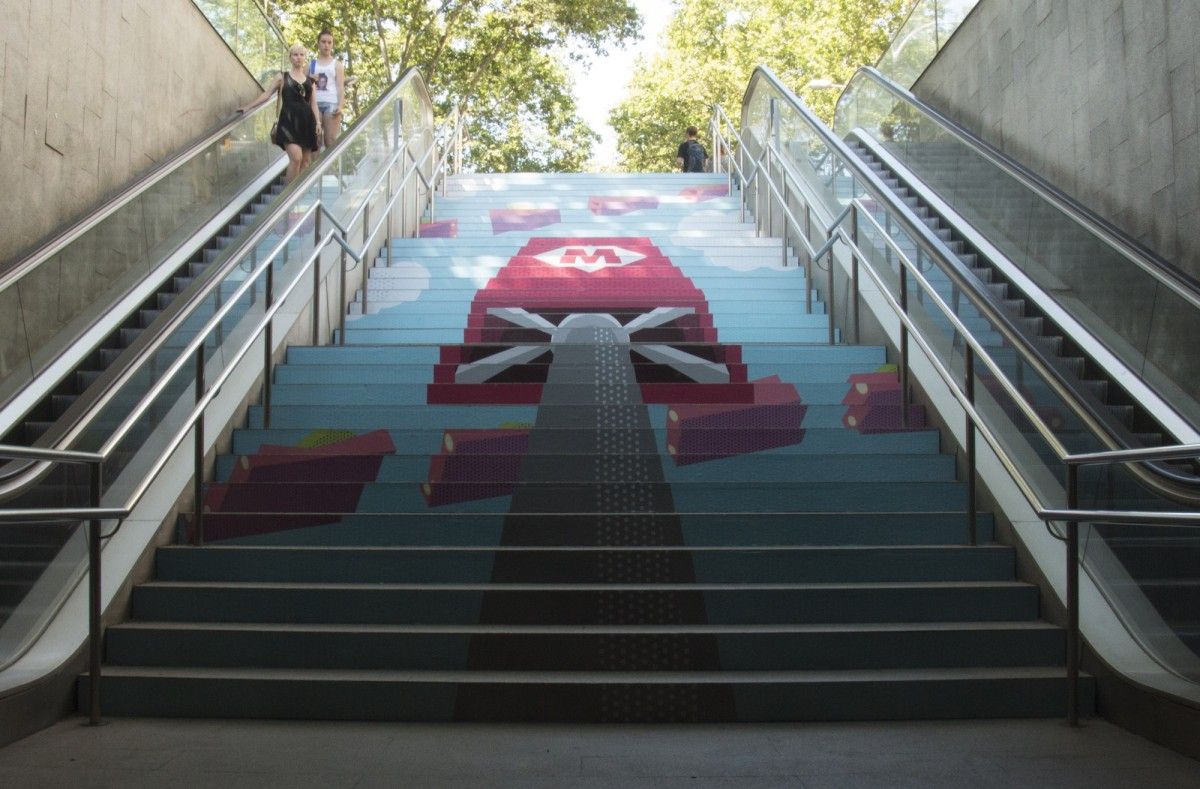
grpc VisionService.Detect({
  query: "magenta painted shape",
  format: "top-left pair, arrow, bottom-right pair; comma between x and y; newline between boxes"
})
680,184 -> 729,202
490,208 -> 561,234
588,195 -> 660,216
419,219 -> 458,238
666,375 -> 807,465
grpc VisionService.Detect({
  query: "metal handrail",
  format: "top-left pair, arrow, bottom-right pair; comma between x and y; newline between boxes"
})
0,68 -> 457,721
846,66 -> 1200,310
724,67 -> 1200,724
0,100 -> 279,285
732,65 -> 1200,506
0,68 -> 434,500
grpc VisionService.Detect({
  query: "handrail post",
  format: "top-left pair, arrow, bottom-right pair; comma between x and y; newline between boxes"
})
263,261 -> 274,429
765,147 -> 773,238
192,345 -> 205,546
312,211 -> 323,345
1066,462 -> 1081,727
386,169 -> 395,269
850,203 -> 860,343
86,462 -> 103,725
804,204 -> 813,313
338,246 -> 348,346
899,259 -> 911,427
965,344 -> 977,546
826,245 -> 836,345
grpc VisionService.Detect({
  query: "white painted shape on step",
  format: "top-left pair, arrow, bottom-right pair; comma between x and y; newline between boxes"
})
532,245 -> 647,272
670,210 -> 785,272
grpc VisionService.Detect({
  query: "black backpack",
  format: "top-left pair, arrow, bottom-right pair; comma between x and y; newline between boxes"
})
684,139 -> 707,172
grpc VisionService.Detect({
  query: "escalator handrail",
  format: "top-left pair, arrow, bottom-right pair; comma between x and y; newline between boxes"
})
0,67 -> 436,501
843,128 -> 1200,494
842,65 -> 1200,311
739,65 -> 1200,504
0,99 -> 278,285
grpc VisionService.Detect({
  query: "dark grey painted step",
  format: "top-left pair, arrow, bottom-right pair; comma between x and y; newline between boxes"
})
81,666 -> 1093,722
130,581 -> 1039,625
154,545 -> 1016,584
105,621 -> 1065,671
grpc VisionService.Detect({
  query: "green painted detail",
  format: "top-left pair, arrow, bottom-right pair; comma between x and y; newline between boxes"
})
498,422 -> 534,429
297,429 -> 357,448
876,364 -> 898,374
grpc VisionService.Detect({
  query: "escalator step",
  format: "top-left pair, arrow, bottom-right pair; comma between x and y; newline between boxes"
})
23,421 -> 53,443
986,283 -> 1009,299
174,276 -> 194,291
99,348 -> 124,366
50,394 -> 77,417
138,309 -> 163,328
203,249 -> 221,264
1081,379 -> 1109,400
188,261 -> 209,277
119,327 -> 143,346
156,292 -> 177,310
75,370 -> 101,390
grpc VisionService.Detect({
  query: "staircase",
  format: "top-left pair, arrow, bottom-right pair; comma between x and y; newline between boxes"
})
83,172 -> 1092,721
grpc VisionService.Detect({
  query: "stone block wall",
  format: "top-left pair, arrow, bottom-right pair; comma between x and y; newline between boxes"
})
0,0 -> 263,267
913,0 -> 1200,279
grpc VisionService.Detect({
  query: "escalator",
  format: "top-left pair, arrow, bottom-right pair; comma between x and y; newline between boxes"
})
0,67 -> 438,679
847,135 -> 1188,475
823,67 -> 1200,675
0,100 -> 286,635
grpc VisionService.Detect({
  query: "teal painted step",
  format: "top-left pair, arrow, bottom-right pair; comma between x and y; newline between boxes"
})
248,402 -> 869,430
335,327 -> 838,344
81,667 -> 1093,722
202,480 -> 967,513
129,581 -> 1039,624
213,512 -> 993,548
265,378 -> 873,405
215,452 -> 956,484
104,621 -> 1063,671
339,311 -> 828,332
349,299 -> 829,317
283,344 -> 886,367
154,545 -> 1013,584
230,427 -> 941,458
272,368 -> 867,394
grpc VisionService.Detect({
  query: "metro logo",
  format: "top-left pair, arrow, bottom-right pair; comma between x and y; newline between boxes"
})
533,245 -> 646,272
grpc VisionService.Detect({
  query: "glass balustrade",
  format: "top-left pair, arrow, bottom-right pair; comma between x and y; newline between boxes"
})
0,72 -> 436,673
873,0 -> 981,88
0,107 -> 282,412
740,67 -> 1200,696
832,69 -> 1200,430
192,0 -> 287,86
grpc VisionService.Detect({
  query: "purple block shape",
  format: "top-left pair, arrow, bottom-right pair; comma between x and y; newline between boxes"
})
490,208 -> 561,234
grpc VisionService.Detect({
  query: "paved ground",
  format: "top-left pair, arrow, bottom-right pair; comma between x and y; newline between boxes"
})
0,716 -> 1197,787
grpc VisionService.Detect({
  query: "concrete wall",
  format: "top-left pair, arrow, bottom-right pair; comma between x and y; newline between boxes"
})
0,0 -> 262,267
912,0 -> 1200,279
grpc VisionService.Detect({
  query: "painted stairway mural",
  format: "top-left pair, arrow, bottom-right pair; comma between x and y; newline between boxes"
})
87,173 -> 1093,721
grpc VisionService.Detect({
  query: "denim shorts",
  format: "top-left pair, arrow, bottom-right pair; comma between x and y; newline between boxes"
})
318,101 -> 337,115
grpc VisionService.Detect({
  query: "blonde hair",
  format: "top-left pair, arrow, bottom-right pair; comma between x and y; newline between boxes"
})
289,43 -> 308,56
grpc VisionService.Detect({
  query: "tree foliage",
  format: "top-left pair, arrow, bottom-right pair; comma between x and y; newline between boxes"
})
271,0 -> 640,172
610,0 -> 915,172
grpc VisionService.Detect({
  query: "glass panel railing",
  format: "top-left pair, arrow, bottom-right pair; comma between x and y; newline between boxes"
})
0,70 -> 437,673
739,66 -> 1200,697
192,0 -> 287,86
832,68 -> 1200,432
873,0 -> 981,88
0,105 -> 283,412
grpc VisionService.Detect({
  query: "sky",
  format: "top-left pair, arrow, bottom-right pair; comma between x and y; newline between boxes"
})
566,0 -> 676,169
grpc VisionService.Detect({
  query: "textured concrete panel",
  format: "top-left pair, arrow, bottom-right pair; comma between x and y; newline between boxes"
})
0,0 -> 262,267
914,0 -> 1200,281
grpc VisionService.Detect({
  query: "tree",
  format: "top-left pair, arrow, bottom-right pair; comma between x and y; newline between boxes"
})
611,0 -> 915,172
270,0 -> 639,172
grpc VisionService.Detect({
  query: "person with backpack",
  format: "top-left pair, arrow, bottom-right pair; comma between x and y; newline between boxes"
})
309,29 -> 346,150
676,126 -> 708,173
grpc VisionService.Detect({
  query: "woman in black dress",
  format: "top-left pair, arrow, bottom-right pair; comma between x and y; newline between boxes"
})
253,44 -> 323,182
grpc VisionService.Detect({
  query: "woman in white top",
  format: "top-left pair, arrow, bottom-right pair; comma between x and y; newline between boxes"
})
311,29 -> 346,149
